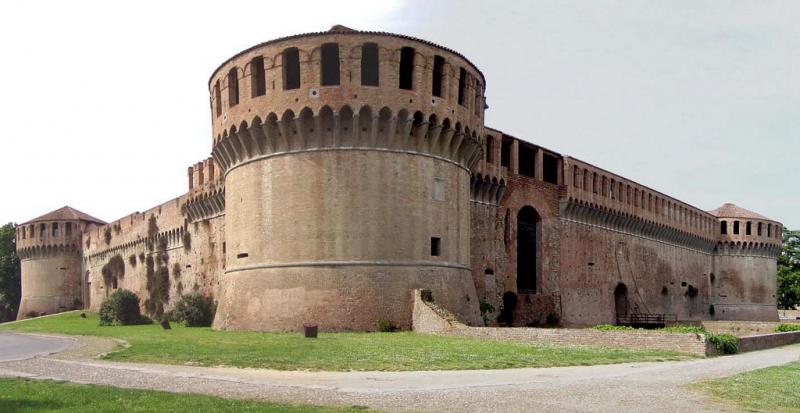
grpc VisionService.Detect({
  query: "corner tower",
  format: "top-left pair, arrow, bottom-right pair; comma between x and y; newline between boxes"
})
710,203 -> 782,321
15,206 -> 105,319
210,26 -> 485,330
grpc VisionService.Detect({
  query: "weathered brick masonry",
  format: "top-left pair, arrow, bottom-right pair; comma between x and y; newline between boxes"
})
15,26 -> 784,331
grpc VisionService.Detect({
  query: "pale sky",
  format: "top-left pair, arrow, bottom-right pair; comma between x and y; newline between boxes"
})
1,1 -> 797,228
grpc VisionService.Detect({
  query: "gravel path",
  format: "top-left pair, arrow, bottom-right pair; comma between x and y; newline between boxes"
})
0,333 -> 798,412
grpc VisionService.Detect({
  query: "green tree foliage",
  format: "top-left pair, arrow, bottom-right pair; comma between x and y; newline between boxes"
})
777,229 -> 800,309
0,223 -> 21,322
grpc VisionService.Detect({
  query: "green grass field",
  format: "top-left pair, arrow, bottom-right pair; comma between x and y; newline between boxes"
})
693,361 -> 800,412
0,378 -> 370,412
0,311 -> 689,371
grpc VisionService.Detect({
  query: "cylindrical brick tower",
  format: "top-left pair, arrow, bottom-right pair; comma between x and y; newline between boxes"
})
15,206 -> 105,319
710,203 -> 782,321
210,26 -> 485,331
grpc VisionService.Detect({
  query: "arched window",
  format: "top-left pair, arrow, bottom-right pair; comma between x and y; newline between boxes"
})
746,221 -> 752,236
721,221 -> 728,235
65,222 -> 72,237
250,56 -> 266,97
320,43 -> 340,86
399,47 -> 415,90
282,47 -> 300,90
757,222 -> 763,236
768,224 -> 772,237
517,206 -> 540,293
733,220 -> 740,235
432,55 -> 445,97
592,173 -> 598,194
227,68 -> 239,107
361,43 -> 379,86
52,223 -> 59,237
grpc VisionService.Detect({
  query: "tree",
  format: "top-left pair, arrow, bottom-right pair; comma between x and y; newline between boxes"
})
777,229 -> 800,309
0,223 -> 21,321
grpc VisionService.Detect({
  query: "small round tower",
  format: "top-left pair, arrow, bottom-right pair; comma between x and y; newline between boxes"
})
710,203 -> 782,321
15,206 -> 105,319
210,26 -> 485,331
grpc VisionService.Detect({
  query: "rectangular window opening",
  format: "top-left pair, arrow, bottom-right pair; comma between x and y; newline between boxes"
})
360,43 -> 379,86
457,67 -> 467,106
518,144 -> 536,178
283,47 -> 301,90
320,43 -> 340,86
432,55 -> 445,97
543,154 -> 559,184
500,137 -> 512,167
214,80 -> 222,117
746,221 -> 752,236
399,47 -> 415,90
733,220 -> 740,235
721,221 -> 728,235
228,68 -> 239,107
251,57 -> 266,97
52,223 -> 59,237
430,237 -> 441,257
236,253 -> 249,259
65,222 -> 72,237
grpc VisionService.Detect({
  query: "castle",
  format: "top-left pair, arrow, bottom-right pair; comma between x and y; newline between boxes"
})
15,27 -> 783,329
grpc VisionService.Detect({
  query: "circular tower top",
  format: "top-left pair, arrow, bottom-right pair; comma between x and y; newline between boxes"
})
207,26 -> 487,168
709,203 -> 782,246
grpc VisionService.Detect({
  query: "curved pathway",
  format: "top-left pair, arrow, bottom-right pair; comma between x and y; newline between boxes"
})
0,332 -> 798,412
0,332 -> 75,362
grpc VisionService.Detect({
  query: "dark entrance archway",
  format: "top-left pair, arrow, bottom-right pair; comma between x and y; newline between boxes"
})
516,206 -> 540,293
614,283 -> 629,320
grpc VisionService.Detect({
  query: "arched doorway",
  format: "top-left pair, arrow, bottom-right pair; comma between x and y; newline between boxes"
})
516,206 -> 540,292
614,283 -> 628,320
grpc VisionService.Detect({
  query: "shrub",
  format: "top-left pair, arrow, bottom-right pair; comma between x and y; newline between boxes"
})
775,323 -> 800,332
172,292 -> 216,327
479,300 -> 495,326
377,319 -> 395,332
98,289 -> 149,326
172,263 -> 181,278
103,227 -> 112,245
101,254 -> 125,288
128,254 -> 137,268
707,333 -> 738,354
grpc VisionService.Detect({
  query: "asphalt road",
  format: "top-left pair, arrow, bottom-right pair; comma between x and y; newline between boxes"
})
0,332 -> 75,362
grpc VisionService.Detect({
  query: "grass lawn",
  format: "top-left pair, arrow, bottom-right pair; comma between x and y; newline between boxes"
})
693,361 -> 800,412
0,311 -> 689,371
0,378 -> 370,412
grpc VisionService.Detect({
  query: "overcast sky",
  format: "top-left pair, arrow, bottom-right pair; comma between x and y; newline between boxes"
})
1,0 -> 797,228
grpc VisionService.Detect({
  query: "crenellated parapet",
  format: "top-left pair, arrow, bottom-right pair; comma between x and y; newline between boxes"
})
183,188 -> 225,223
211,106 -> 483,176
562,198 -> 717,252
564,157 -> 717,240
470,173 -> 506,206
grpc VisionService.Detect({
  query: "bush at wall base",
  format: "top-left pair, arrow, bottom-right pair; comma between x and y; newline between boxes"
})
172,292 -> 217,327
98,289 -> 151,326
707,333 -> 739,354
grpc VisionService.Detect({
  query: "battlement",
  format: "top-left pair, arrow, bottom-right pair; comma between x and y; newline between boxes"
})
208,27 -> 485,148
211,105 -> 483,175
187,158 -> 222,194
